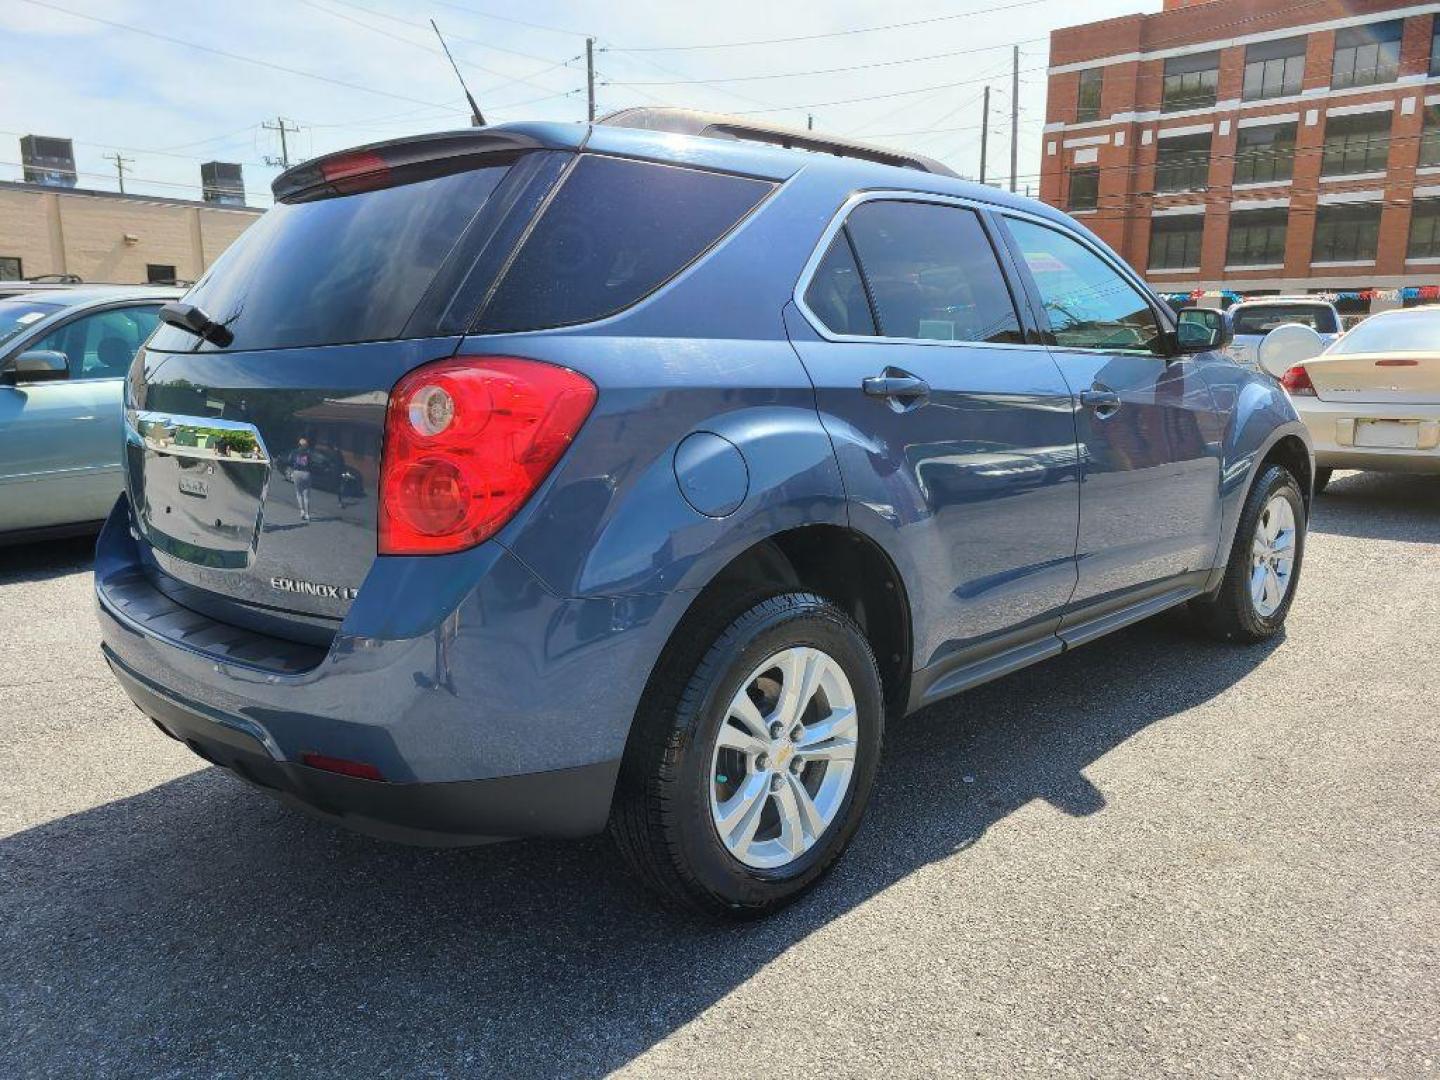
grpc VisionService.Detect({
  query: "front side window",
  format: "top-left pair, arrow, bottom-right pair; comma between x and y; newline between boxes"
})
1332,21 -> 1402,89
1068,167 -> 1099,210
1408,199 -> 1440,259
1312,203 -> 1381,262
1005,217 -> 1161,353
1226,209 -> 1289,266
838,200 -> 1023,344
1148,215 -> 1204,270
26,305 -> 161,380
0,298 -> 61,347
1233,122 -> 1297,185
1321,111 -> 1392,176
1077,68 -> 1104,122
1243,36 -> 1307,100
1162,52 -> 1220,112
479,156 -> 774,333
1154,132 -> 1212,192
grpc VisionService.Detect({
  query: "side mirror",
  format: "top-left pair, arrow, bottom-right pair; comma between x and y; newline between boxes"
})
1175,307 -> 1232,353
1,349 -> 70,385
1257,323 -> 1325,379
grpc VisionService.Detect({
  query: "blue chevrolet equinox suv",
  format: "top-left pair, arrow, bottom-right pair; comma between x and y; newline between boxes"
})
96,109 -> 1312,916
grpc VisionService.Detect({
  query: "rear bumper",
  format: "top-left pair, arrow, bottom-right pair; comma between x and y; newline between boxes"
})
1294,398 -> 1440,473
95,496 -> 688,843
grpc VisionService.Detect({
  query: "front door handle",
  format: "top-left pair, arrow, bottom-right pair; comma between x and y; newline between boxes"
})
1080,385 -> 1121,418
862,371 -> 930,401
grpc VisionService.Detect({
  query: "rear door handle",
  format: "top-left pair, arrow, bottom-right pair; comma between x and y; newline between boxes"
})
862,371 -> 930,401
1080,386 -> 1121,417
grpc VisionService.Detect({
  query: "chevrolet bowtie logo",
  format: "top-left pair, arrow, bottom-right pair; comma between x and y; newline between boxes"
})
270,576 -> 358,600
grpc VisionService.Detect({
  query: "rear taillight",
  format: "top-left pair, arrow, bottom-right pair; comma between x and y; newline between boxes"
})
379,356 -> 596,555
1280,365 -> 1316,396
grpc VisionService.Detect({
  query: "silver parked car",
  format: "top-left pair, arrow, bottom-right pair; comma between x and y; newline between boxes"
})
1226,298 -> 1342,369
0,286 -> 181,542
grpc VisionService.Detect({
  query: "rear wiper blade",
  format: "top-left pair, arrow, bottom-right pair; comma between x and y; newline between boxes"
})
158,302 -> 234,347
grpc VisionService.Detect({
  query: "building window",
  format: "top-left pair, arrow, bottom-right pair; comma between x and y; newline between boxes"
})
1431,17 -> 1440,76
1162,52 -> 1220,113
0,257 -> 20,281
1226,208 -> 1289,266
1312,203 -> 1381,262
1148,215 -> 1204,270
1154,132 -> 1212,192
1332,21 -> 1402,89
1243,36 -> 1307,101
146,263 -> 177,284
1321,111 -> 1392,176
1068,167 -> 1099,210
1408,199 -> 1440,258
1233,122 -> 1298,185
1076,68 -> 1103,122
1420,106 -> 1440,168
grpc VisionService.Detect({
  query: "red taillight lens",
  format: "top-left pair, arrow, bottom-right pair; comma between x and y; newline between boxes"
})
320,150 -> 391,194
301,752 -> 385,782
1280,365 -> 1316,396
379,356 -> 596,555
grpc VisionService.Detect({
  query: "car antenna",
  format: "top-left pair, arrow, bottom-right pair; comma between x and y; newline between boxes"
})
430,19 -> 486,127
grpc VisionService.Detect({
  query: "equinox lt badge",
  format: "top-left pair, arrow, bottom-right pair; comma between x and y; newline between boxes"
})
270,576 -> 358,600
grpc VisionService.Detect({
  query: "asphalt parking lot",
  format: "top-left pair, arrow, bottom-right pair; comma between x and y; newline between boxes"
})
2,471 -> 1437,1078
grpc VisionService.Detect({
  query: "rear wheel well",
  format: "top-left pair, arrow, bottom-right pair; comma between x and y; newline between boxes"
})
1260,434 -> 1312,509
642,526 -> 912,721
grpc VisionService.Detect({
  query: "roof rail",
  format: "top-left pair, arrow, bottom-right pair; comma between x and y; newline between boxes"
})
596,107 -> 959,179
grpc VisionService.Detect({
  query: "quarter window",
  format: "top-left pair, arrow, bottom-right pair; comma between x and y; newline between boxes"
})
1332,21 -> 1402,89
1148,215 -> 1204,271
1312,203 -> 1381,263
804,232 -> 876,337
25,305 -> 162,380
1321,111 -> 1392,176
840,200 -> 1023,344
1004,217 -> 1161,353
1233,122 -> 1297,185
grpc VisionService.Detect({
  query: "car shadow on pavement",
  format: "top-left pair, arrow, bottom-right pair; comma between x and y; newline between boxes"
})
0,534 -> 97,585
0,617 -> 1279,1077
1307,471 -> 1440,542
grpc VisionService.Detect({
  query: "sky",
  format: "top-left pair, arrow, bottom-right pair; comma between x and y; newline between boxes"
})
1,0 -> 1153,208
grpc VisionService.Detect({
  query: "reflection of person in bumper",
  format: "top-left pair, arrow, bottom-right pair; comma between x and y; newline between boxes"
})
291,438 -> 313,522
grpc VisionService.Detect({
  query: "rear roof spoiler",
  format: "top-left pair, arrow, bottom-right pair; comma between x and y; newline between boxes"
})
597,107 -> 959,178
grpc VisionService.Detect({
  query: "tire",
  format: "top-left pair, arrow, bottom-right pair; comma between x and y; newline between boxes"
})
610,592 -> 884,918
1313,467 -> 1333,494
1190,464 -> 1306,643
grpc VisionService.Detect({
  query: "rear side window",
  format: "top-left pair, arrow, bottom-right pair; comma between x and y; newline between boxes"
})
151,164 -> 511,352
476,155 -> 773,333
838,201 -> 1023,344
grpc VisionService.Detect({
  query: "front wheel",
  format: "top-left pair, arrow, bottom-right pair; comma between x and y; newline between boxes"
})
1190,464 -> 1306,642
610,593 -> 884,918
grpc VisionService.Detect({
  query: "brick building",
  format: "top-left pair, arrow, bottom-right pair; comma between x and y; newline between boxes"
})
0,181 -> 261,285
1041,0 -> 1440,311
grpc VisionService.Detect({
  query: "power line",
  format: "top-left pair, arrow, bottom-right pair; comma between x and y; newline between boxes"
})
727,64 -> 1051,116
426,0 -> 592,39
613,0 -> 1050,52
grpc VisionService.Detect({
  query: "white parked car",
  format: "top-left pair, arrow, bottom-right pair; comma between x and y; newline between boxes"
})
1257,308 -> 1440,492
1227,298 -> 1342,369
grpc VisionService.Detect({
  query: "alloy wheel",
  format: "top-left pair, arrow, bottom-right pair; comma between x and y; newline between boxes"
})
1250,494 -> 1297,618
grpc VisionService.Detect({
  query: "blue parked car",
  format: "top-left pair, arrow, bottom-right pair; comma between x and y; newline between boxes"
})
0,286 -> 180,542
96,110 -> 1312,916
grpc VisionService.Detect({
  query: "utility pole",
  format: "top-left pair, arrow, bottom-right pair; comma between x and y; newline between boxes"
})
979,86 -> 990,186
586,38 -> 596,122
262,116 -> 300,169
104,152 -> 134,195
807,114 -> 814,131
1009,45 -> 1019,193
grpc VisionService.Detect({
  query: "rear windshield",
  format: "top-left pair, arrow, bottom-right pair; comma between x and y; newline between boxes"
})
0,298 -> 62,347
476,155 -> 774,333
1232,304 -> 1339,335
149,163 -> 510,352
1330,311 -> 1440,353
